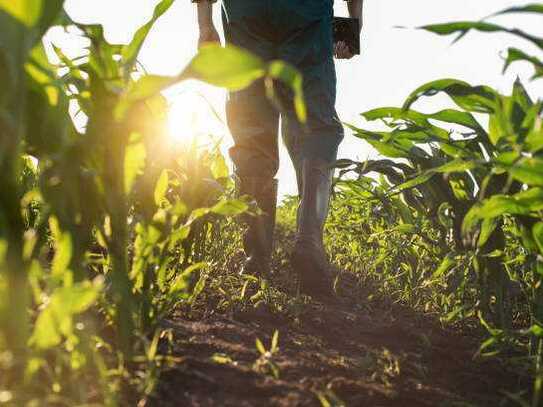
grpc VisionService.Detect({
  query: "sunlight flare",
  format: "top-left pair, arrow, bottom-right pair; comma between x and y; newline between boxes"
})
167,90 -> 224,145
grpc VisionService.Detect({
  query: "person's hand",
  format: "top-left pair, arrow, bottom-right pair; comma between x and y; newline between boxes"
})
334,40 -> 354,60
198,25 -> 220,49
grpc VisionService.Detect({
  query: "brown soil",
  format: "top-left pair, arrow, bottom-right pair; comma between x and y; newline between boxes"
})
147,281 -> 524,407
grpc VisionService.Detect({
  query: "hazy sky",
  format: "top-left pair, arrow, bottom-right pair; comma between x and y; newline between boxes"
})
50,0 -> 543,197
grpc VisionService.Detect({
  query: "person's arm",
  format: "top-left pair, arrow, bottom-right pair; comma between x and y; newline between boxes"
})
194,0 -> 220,48
348,0 -> 364,32
335,0 -> 364,59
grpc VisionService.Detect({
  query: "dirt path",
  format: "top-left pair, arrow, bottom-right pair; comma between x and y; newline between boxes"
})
148,287 -> 523,407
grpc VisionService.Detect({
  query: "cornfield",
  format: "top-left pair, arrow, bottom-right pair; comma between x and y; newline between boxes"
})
1,1 -> 543,406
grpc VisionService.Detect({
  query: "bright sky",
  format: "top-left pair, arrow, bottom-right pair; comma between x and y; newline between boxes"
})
50,0 -> 543,197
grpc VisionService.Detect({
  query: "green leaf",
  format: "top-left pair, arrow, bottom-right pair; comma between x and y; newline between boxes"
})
434,255 -> 456,278
403,78 -> 497,113
367,140 -> 410,158
211,199 -> 248,216
0,0 -> 61,109
478,218 -> 498,248
462,190 -> 543,234
490,4 -> 543,17
30,282 -> 101,349
495,151 -> 521,166
525,117 -> 543,153
391,172 -> 435,193
427,109 -> 487,136
267,60 -> 306,122
169,262 -> 206,297
211,353 -> 233,365
210,153 -> 229,180
477,196 -> 532,217
0,239 -> 7,266
420,21 -> 543,51
533,223 -> 543,254
122,0 -> 174,74
513,188 -> 543,211
24,43 -> 72,157
255,338 -> 266,355
154,169 -> 169,206
271,330 -> 279,353
503,48 -> 543,80
189,272 -> 207,305
0,0 -> 43,27
188,207 -> 211,222
116,45 -> 268,120
509,157 -> 543,186
115,75 -> 176,120
147,330 -> 161,361
529,323 -> 543,338
182,44 -> 266,90
51,231 -> 72,279
124,138 -> 146,194
512,77 -> 533,112
394,224 -> 416,234
362,107 -> 428,126
30,303 -> 61,349
49,217 -> 72,280
434,159 -> 477,174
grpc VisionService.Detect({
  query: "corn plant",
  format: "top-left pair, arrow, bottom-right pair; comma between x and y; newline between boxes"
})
0,0 -> 307,404
340,3 -> 543,404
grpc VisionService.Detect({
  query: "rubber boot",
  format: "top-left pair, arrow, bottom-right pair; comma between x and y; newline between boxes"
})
291,158 -> 336,300
238,177 -> 278,277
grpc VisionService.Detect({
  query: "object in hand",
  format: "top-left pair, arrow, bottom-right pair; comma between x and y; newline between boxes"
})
333,17 -> 360,55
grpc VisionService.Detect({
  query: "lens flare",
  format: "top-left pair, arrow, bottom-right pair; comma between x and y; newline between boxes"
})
167,93 -> 202,143
167,90 -> 225,145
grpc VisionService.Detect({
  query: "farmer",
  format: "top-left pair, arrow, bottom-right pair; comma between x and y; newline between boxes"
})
193,0 -> 364,299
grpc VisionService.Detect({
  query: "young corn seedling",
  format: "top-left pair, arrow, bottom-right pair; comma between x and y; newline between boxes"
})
253,330 -> 280,379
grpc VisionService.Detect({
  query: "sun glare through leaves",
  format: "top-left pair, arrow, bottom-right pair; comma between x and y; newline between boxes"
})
166,88 -> 225,145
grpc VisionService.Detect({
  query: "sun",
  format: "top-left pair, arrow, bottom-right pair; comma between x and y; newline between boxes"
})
166,86 -> 225,145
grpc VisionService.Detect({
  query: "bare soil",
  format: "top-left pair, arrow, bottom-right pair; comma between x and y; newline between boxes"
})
147,280 -> 525,407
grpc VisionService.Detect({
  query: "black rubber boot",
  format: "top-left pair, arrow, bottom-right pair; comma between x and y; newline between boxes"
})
238,177 -> 278,278
291,158 -> 336,300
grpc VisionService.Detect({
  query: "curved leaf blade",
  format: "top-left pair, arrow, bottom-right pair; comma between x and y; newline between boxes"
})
122,0 -> 175,74
181,43 -> 266,90
403,78 -> 497,113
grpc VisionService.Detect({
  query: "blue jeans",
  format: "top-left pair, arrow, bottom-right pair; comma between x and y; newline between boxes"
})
223,0 -> 344,181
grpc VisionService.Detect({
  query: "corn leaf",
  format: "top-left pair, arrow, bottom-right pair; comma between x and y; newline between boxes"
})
122,0 -> 175,74
462,190 -> 543,234
30,282 -> 100,349
509,157 -> 543,187
211,199 -> 248,216
490,4 -> 543,18
420,21 -> 543,51
433,254 -> 456,278
267,60 -> 307,123
154,169 -> 169,206
0,0 -> 43,28
255,338 -> 266,355
503,48 -> 543,80
403,78 -> 497,113
124,138 -> 146,194
478,218 -> 498,248
532,222 -> 543,254
182,44 -> 266,90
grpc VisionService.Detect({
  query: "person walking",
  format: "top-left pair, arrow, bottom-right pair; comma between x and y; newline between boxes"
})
193,0 -> 364,300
